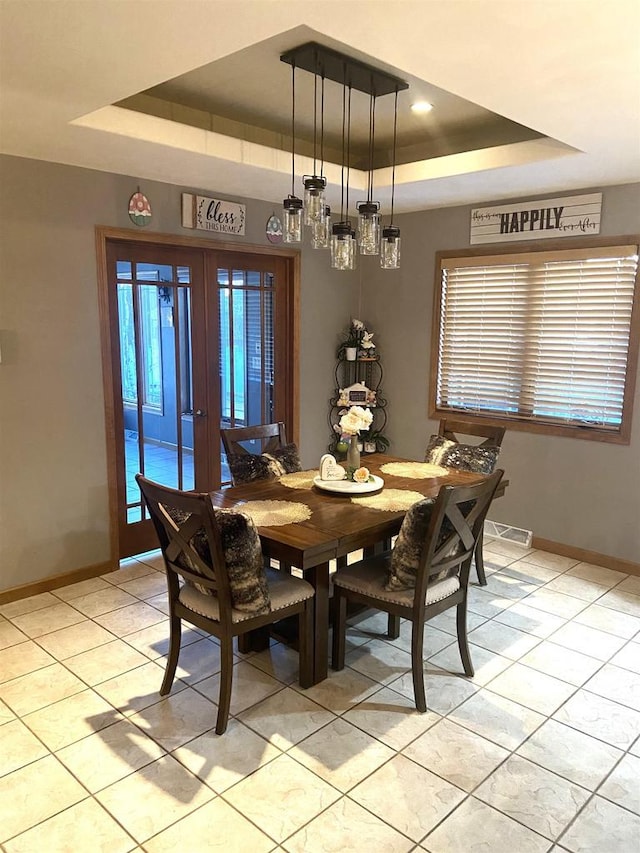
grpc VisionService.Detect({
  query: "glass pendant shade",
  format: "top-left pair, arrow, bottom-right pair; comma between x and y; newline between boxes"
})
283,196 -> 303,243
380,225 -> 401,269
357,201 -> 381,255
311,205 -> 331,249
303,176 -> 326,225
331,222 -> 356,270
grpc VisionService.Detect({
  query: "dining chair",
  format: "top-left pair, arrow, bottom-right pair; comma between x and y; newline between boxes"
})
221,422 -> 301,579
221,422 -> 289,462
438,418 -> 506,449
136,474 -> 314,735
221,422 -> 302,484
331,471 -> 503,713
426,418 -> 506,585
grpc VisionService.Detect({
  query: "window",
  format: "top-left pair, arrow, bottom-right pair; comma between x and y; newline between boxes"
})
431,239 -> 640,442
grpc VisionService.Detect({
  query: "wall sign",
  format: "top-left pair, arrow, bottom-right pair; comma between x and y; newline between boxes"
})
182,193 -> 246,236
470,193 -> 602,245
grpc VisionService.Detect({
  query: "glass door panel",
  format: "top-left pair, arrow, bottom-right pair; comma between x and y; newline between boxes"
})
109,245 -> 204,556
218,264 -> 276,483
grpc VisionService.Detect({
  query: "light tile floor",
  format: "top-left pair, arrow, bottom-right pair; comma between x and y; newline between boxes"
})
1,540 -> 639,852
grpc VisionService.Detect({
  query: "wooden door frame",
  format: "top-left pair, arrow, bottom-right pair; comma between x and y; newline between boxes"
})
95,225 -> 301,567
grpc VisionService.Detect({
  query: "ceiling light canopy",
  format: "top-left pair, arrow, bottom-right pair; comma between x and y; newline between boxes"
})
280,42 -> 408,270
411,101 -> 433,114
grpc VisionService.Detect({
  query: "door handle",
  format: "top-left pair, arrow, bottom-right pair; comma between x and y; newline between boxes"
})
194,409 -> 207,417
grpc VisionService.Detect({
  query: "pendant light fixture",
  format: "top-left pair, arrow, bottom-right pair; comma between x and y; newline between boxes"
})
357,88 -> 381,255
381,87 -> 401,269
280,42 -> 408,265
283,60 -> 303,243
311,204 -> 331,248
331,77 -> 356,270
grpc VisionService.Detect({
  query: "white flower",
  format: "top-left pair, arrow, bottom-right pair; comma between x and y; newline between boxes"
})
339,405 -> 373,435
353,466 -> 370,483
352,318 -> 365,330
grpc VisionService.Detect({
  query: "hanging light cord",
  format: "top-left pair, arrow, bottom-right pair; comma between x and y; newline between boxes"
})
340,69 -> 346,220
390,87 -> 398,223
320,73 -> 325,179
312,56 -> 318,176
346,84 -> 352,221
368,89 -> 377,203
371,94 -> 377,202
290,61 -> 296,197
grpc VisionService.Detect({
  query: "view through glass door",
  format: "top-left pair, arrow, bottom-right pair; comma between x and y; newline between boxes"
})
105,239 -> 294,558
217,253 -> 288,478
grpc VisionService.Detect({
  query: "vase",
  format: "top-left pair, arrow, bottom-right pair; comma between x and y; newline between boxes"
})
345,347 -> 358,361
347,434 -> 361,469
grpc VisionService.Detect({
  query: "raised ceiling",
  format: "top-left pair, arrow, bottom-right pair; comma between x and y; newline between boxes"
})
123,33 -> 544,171
1,1 -> 639,213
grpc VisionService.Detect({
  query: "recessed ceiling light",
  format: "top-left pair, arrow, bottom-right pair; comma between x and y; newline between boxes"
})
411,101 -> 433,114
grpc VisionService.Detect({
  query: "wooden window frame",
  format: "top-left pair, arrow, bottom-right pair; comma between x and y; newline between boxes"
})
429,235 -> 640,444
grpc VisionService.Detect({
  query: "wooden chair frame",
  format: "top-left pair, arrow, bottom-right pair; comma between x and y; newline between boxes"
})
220,421 -> 294,578
438,418 -> 506,448
438,418 -> 505,586
332,471 -> 503,712
220,422 -> 288,462
136,474 -> 314,735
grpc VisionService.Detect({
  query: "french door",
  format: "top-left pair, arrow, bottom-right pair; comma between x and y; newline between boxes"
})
102,234 -> 296,558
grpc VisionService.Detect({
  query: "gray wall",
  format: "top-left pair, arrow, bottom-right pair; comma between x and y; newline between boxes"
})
0,156 -> 638,595
362,183 -> 640,563
0,155 -> 358,592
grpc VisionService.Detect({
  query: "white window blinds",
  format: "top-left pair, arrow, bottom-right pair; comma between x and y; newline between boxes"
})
436,244 -> 639,432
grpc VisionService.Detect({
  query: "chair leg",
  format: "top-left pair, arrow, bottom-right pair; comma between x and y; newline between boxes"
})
475,529 -> 487,586
411,620 -> 427,713
215,636 -> 235,735
387,614 -> 400,639
457,602 -> 475,677
160,614 -> 181,695
298,599 -> 314,689
331,591 -> 347,671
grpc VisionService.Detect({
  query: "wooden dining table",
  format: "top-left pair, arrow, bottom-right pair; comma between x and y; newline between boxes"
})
209,453 -> 507,684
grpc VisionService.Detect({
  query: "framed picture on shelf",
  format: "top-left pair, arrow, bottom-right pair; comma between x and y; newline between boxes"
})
337,382 -> 377,407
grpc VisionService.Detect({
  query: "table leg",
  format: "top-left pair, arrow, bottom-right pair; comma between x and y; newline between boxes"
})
306,561 -> 330,684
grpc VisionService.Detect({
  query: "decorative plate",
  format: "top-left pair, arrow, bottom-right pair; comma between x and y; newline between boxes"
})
266,213 -> 283,243
128,191 -> 152,226
313,474 -> 384,494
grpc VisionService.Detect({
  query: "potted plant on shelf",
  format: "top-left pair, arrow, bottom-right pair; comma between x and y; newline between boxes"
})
336,319 -> 364,361
364,430 -> 390,454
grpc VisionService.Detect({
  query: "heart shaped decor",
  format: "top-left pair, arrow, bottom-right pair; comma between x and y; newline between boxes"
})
319,454 -> 346,481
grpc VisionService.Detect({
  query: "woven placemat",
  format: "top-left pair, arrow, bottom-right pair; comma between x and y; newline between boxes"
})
239,500 -> 312,527
380,461 -> 448,479
279,470 -> 318,490
351,488 -> 426,511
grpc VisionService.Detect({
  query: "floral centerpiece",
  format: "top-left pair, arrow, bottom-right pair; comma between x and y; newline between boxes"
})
339,405 -> 374,479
